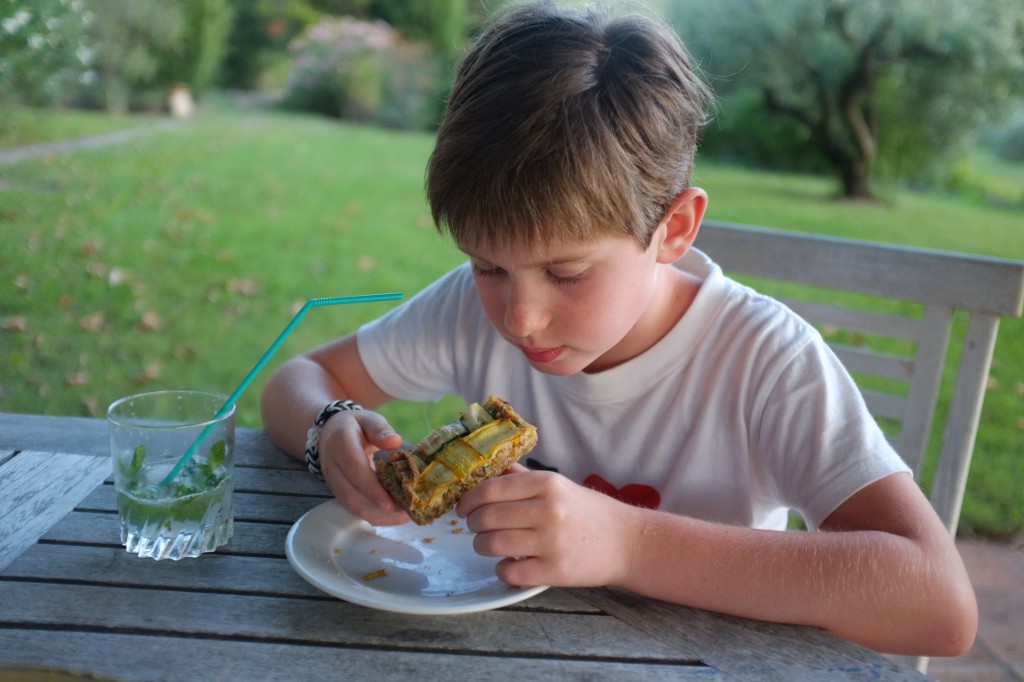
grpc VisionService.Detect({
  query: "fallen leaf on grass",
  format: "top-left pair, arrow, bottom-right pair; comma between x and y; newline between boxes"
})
357,255 -> 376,271
132,362 -> 162,385
172,345 -> 197,359
86,262 -> 108,278
2,316 -> 28,332
66,371 -> 88,387
227,278 -> 259,296
136,311 -> 162,332
108,267 -> 126,286
78,239 -> 102,256
78,312 -> 106,331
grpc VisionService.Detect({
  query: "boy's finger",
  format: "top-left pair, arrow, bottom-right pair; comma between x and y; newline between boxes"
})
354,411 -> 405,450
323,454 -> 410,525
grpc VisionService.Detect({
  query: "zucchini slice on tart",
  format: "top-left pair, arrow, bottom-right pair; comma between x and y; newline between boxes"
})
376,395 -> 538,525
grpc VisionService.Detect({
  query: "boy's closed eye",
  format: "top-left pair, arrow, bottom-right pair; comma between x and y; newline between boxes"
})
470,260 -> 588,286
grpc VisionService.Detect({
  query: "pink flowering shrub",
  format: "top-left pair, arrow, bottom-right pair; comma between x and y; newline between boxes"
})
284,16 -> 442,130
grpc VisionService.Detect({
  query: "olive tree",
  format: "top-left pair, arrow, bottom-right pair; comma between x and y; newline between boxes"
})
670,0 -> 1024,198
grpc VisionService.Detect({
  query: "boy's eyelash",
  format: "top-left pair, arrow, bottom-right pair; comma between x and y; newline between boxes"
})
547,270 -> 585,285
471,263 -> 586,285
471,264 -> 503,277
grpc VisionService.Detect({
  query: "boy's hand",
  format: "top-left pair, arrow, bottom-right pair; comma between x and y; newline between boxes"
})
317,410 -> 410,526
457,464 -> 638,588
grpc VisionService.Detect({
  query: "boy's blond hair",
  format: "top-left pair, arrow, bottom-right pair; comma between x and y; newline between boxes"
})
427,0 -> 714,252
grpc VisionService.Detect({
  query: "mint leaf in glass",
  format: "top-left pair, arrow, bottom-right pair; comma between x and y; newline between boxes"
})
204,439 -> 226,475
131,444 -> 146,473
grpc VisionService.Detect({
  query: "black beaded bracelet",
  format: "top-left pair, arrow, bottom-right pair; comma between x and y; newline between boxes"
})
305,400 -> 363,481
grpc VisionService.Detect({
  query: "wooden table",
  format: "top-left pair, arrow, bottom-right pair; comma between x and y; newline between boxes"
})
0,413 -> 932,681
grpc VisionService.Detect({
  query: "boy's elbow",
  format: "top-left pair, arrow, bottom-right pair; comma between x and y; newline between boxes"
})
928,583 -> 978,658
905,572 -> 978,658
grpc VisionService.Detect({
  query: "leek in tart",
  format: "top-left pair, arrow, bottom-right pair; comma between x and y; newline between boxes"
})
376,395 -> 538,525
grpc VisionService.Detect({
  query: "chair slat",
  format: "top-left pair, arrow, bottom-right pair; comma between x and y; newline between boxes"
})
931,313 -> 1002,536
697,221 -> 1024,315
897,305 -> 954,476
829,346 -> 914,383
783,299 -> 922,341
860,391 -> 906,422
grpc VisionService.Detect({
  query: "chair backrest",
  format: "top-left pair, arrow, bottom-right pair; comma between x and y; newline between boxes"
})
693,220 -> 1024,537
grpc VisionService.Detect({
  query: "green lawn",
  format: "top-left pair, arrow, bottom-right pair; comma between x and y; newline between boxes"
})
1,102 -> 1021,537
0,106 -> 152,147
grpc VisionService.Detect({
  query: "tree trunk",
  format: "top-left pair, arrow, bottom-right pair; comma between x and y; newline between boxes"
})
840,158 -> 872,200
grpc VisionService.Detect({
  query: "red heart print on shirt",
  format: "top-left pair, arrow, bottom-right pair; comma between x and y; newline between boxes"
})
583,475 -> 661,509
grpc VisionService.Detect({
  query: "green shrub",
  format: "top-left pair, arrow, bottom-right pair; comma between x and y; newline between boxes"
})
987,112 -> 1024,163
0,0 -> 90,107
282,16 -> 441,130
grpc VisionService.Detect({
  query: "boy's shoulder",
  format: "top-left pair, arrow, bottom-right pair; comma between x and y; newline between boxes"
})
677,248 -> 821,350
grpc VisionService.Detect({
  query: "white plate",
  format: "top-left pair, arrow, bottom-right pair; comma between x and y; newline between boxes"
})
285,500 -> 548,615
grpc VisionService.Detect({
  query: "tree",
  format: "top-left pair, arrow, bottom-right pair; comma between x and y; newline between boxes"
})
0,0 -> 90,106
219,0 -> 319,90
83,0 -> 186,114
157,0 -> 233,99
670,0 -> 1024,199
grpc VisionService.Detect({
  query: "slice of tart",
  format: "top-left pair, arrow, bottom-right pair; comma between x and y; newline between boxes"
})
376,395 -> 538,525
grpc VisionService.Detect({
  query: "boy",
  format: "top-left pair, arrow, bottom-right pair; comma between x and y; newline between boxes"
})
261,0 -> 976,656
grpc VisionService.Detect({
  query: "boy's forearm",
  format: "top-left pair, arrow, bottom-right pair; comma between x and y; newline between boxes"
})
616,503 -> 976,656
260,356 -> 342,460
260,335 -> 394,460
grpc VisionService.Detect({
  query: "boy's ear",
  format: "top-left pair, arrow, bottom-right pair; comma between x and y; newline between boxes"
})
655,188 -> 707,264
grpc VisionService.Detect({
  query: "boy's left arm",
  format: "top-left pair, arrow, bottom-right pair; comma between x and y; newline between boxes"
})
460,468 -> 977,657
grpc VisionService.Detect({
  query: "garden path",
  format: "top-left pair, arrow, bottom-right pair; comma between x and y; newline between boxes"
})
0,119 -> 181,167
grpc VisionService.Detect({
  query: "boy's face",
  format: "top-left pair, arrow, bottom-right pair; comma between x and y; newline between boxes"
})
463,229 -> 676,375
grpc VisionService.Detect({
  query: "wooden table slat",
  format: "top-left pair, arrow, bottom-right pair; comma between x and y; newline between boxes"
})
0,630 -> 722,681
3,542 -> 595,613
76,483 -> 329,525
0,582 -> 686,662
569,588 -> 929,681
0,450 -> 110,571
42,511 -> 293,555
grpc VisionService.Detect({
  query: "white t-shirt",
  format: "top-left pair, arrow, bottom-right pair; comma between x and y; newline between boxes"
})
357,248 -> 909,531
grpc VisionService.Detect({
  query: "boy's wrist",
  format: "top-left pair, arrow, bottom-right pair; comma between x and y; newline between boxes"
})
305,400 -> 363,481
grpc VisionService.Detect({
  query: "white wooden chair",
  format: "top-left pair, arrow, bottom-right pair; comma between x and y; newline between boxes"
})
694,220 -> 1024,671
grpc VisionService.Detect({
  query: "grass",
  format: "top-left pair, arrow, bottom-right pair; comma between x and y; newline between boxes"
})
0,106 -> 152,147
2,101 -> 1021,537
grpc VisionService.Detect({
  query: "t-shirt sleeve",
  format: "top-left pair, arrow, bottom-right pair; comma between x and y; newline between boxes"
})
753,334 -> 912,530
356,264 -> 473,403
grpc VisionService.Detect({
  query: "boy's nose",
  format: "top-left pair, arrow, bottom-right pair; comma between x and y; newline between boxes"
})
503,285 -> 549,339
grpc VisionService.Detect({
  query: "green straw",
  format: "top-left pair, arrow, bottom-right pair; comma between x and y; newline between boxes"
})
161,292 -> 403,486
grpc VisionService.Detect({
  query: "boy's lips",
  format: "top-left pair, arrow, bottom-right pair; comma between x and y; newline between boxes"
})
518,345 -> 564,364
